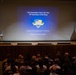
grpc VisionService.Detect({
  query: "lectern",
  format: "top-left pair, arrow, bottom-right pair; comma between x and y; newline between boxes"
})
0,31 -> 3,40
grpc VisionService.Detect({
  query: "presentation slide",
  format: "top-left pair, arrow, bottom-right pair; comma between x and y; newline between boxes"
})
1,3 -> 75,41
18,7 -> 58,41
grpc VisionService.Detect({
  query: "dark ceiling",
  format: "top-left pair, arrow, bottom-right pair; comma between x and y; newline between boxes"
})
0,0 -> 76,4
0,0 -> 76,6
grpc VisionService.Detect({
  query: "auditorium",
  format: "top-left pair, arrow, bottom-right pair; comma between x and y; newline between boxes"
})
0,0 -> 76,75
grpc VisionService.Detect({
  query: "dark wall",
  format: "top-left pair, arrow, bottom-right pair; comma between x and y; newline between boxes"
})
0,44 -> 76,61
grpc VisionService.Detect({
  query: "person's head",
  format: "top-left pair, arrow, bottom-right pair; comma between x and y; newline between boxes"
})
64,52 -> 69,58
19,66 -> 27,75
31,55 -> 36,60
7,58 -> 14,65
37,52 -> 41,58
38,59 -> 43,68
6,54 -> 11,59
64,58 -> 70,63
18,54 -> 24,59
25,61 -> 29,66
54,58 -> 60,65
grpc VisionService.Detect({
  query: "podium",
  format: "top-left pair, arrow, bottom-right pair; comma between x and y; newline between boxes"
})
0,32 -> 3,40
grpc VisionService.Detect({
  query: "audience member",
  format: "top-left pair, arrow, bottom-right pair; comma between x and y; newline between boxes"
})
2,51 -> 76,75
